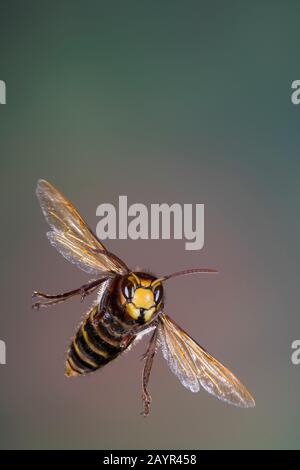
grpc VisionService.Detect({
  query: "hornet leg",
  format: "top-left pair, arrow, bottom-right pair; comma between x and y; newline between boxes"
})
32,277 -> 108,310
142,325 -> 160,417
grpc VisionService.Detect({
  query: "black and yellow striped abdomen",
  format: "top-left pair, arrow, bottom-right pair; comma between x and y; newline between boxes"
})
66,304 -> 134,377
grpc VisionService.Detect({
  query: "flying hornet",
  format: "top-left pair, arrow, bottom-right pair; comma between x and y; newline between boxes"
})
32,179 -> 255,416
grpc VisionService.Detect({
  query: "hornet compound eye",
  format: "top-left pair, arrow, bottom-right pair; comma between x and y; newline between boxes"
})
122,279 -> 135,300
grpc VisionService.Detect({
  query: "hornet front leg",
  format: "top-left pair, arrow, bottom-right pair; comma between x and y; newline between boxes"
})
142,325 -> 160,417
32,277 -> 108,309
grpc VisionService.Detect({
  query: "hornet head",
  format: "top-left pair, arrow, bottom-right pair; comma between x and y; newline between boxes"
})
119,272 -> 163,325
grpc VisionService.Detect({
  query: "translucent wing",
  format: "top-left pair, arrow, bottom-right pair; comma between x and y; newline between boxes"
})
36,179 -> 128,275
158,313 -> 255,408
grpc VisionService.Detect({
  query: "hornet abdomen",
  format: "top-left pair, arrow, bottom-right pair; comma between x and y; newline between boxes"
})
66,304 -> 135,376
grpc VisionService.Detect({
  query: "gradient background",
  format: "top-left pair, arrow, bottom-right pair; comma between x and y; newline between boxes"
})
0,0 -> 299,450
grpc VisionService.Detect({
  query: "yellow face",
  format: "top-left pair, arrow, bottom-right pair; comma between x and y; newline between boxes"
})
119,272 -> 163,324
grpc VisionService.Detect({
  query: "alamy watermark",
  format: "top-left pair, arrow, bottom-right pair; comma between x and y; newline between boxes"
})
291,80 -> 300,105
291,340 -> 300,365
0,82 -> 7,361
0,80 -> 6,104
0,339 -> 6,365
95,196 -> 204,250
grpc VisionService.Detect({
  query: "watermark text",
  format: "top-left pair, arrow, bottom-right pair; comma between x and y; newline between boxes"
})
291,80 -> 300,105
0,339 -> 6,365
291,340 -> 300,365
96,196 -> 204,251
0,80 -> 6,104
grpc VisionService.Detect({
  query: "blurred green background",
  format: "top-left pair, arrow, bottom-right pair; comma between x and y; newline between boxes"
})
0,0 -> 300,449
